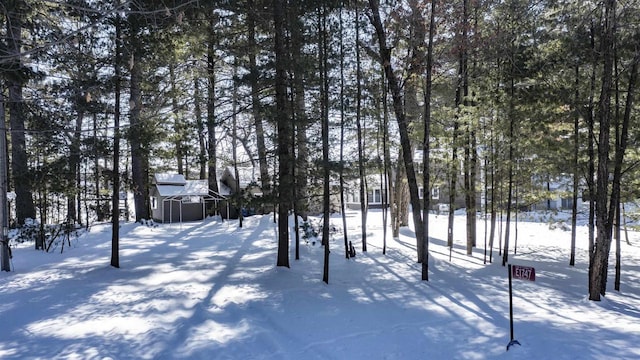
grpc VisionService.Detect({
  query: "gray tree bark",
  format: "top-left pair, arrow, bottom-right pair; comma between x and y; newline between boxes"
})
128,45 -> 149,222
589,0 -> 616,301
5,1 -> 36,226
274,0 -> 291,268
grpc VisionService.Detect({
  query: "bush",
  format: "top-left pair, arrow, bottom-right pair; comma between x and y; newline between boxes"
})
9,219 -> 83,253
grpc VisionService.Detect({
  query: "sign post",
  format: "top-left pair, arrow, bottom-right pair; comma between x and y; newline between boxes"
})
507,264 -> 536,351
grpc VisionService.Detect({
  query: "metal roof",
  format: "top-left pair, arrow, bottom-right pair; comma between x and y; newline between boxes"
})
154,173 -> 187,185
156,179 -> 209,197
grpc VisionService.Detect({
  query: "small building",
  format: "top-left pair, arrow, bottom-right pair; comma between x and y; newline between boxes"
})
150,173 -> 226,223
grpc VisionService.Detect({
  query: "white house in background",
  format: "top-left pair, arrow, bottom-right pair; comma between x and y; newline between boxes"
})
149,173 -> 226,223
345,174 -> 390,210
344,173 -> 442,211
530,175 -> 584,211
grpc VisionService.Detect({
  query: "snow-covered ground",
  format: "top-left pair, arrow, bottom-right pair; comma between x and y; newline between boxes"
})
1,210 -> 639,359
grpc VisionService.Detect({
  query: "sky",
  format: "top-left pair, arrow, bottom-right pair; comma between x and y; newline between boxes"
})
1,209 -> 639,360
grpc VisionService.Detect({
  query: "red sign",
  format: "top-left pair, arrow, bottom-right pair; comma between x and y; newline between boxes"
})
511,265 -> 536,281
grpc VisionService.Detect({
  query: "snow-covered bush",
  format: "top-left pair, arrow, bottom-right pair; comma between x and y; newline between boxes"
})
140,219 -> 158,228
301,219 -> 319,245
9,219 -> 84,253
300,218 -> 342,246
9,218 -> 40,244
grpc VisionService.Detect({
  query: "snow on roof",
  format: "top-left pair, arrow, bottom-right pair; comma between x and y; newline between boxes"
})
218,182 -> 232,196
157,180 -> 209,197
154,173 -> 186,186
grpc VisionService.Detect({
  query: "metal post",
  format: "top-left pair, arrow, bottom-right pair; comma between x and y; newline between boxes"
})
508,264 -> 514,340
507,264 -> 521,350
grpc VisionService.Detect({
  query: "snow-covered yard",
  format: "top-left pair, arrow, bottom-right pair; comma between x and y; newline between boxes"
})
1,210 -> 639,359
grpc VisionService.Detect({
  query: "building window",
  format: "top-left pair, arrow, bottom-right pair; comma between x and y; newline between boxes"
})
419,187 -> 424,199
431,187 -> 440,200
367,189 -> 383,204
151,196 -> 158,210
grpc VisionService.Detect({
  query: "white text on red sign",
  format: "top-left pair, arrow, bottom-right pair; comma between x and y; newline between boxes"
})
512,265 -> 536,281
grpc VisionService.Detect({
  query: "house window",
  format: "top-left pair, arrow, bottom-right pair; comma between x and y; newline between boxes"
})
367,189 -> 383,204
419,187 -> 424,199
431,187 -> 440,200
150,197 -> 158,210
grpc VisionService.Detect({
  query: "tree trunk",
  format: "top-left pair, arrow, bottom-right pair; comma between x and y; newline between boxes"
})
610,48 -> 638,293
570,63 -> 580,267
111,8 -> 122,269
369,0 -> 424,263
93,114 -> 102,221
614,200 -> 621,291
129,46 -> 149,222
488,59 -> 500,263
448,0 -> 472,252
0,92 -> 11,271
68,107 -> 83,225
289,6 -> 309,221
6,1 -> 36,226
382,66 -> 391,254
292,121 -> 300,261
421,0 -> 436,280
502,65 -> 517,266
586,21 -> 598,295
169,64 -> 184,175
207,18 -> 220,201
392,151 -> 409,238
447,129 -> 459,249
247,0 -> 270,205
405,0 -> 427,262
467,128 -> 477,250
193,78 -> 207,180
232,63 -> 243,228
274,0 -> 291,268
339,5 -> 349,259
318,3 -> 330,283
356,2 -> 368,253
622,202 -> 631,246
460,0 -> 476,256
589,0 -> 616,301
